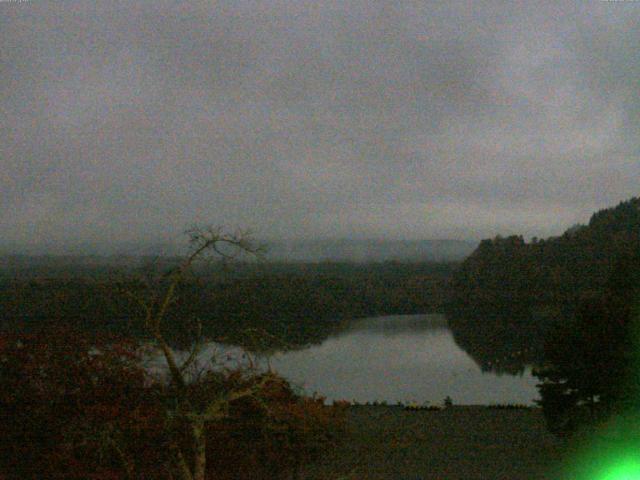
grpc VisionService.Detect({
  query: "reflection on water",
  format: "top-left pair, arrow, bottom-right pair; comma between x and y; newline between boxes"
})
263,314 -> 539,405
344,314 -> 448,335
163,314 -> 540,405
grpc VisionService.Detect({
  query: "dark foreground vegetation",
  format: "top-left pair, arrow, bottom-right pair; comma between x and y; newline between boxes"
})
0,326 -> 346,479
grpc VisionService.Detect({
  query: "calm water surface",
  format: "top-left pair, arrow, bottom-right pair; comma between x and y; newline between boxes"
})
263,314 -> 539,405
170,314 -> 539,405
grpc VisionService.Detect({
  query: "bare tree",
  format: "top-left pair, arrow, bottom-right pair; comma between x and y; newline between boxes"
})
122,226 -> 275,480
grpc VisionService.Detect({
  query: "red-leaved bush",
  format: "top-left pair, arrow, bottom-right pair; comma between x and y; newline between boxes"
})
205,374 -> 346,479
0,327 -> 168,479
0,328 -> 344,479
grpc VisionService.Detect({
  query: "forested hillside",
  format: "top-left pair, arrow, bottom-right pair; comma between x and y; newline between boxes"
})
0,261 -> 455,351
446,197 -> 640,372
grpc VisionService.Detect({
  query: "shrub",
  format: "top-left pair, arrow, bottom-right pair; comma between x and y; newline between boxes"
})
0,327 -> 167,479
0,328 -> 344,479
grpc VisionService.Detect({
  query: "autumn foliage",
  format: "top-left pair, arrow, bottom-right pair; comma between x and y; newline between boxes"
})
0,327 -> 344,479
0,327 -> 165,479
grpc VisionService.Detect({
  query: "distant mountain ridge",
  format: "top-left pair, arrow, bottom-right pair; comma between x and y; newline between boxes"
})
262,239 -> 477,262
0,239 -> 478,263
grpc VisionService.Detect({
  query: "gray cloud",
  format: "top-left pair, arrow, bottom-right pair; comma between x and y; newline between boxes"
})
1,1 -> 639,252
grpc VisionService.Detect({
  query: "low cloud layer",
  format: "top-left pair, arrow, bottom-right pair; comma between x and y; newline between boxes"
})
2,1 -> 639,252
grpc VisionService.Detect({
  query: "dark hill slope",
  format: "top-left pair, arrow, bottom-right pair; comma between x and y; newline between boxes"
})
446,197 -> 640,372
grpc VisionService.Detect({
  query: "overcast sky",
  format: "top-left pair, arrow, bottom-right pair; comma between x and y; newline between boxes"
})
2,1 -> 639,252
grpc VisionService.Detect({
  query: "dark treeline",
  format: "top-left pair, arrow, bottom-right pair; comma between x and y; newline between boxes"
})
534,250 -> 640,434
0,261 -> 456,350
446,197 -> 640,374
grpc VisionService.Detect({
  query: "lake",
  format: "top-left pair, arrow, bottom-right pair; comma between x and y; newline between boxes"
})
195,314 -> 540,406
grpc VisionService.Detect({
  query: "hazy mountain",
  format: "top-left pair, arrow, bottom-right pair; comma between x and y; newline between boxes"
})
262,239 -> 477,262
0,239 -> 477,264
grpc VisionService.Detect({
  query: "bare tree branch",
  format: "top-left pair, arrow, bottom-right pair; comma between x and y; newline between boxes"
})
118,225 -> 265,480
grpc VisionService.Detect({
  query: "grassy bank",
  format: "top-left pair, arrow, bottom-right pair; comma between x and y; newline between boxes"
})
301,405 -> 566,480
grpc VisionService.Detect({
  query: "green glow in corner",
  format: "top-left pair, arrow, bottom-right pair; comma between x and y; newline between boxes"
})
599,456 -> 640,480
563,311 -> 640,480
562,416 -> 640,480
